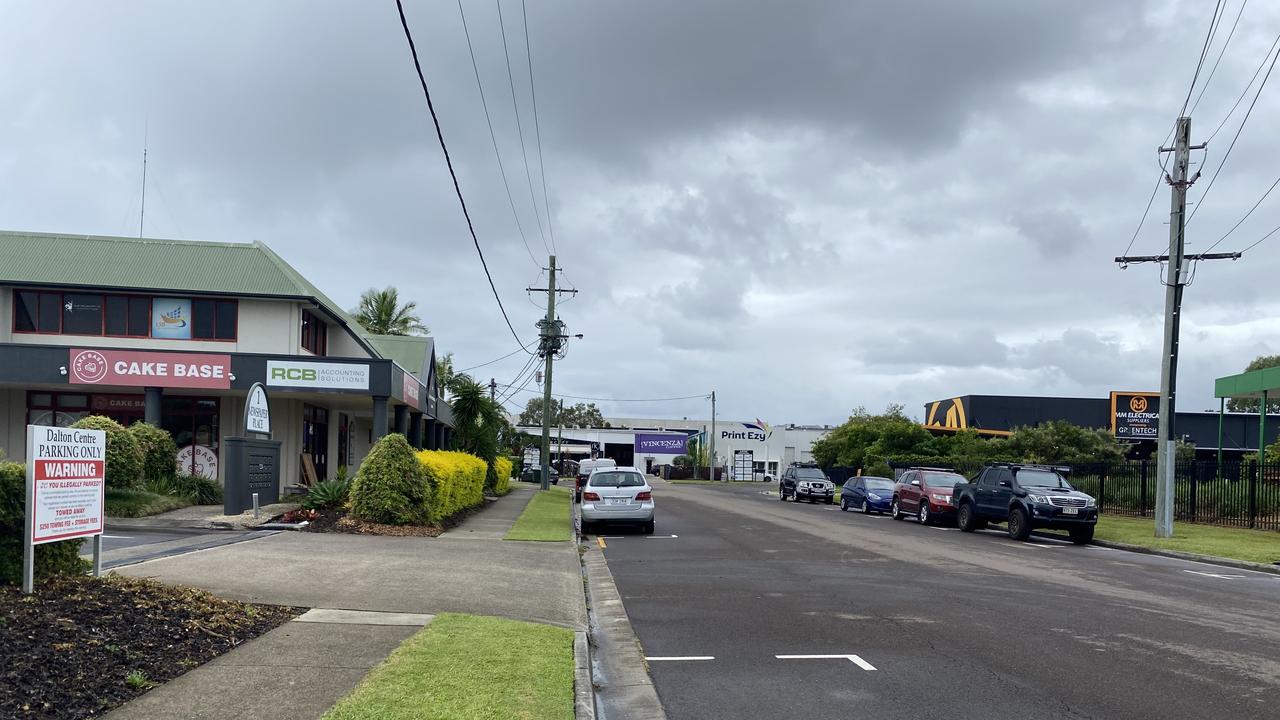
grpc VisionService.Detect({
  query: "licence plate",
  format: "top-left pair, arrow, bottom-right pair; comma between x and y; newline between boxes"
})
1061,507 -> 1079,515
608,498 -> 630,506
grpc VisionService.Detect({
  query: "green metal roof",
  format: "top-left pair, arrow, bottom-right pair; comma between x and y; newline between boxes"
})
365,334 -> 432,377
1215,366 -> 1280,399
0,230 -> 376,356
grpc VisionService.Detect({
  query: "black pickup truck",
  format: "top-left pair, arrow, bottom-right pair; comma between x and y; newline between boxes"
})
954,463 -> 1098,544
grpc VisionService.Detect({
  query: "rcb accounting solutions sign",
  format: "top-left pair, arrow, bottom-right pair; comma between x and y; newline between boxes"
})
1111,391 -> 1160,439
68,349 -> 231,389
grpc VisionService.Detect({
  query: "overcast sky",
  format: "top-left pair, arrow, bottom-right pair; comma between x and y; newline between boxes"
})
4,1 -> 1280,426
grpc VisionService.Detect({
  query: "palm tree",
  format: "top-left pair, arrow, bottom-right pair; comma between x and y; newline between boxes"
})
448,374 -> 502,493
435,352 -> 455,399
353,287 -> 428,336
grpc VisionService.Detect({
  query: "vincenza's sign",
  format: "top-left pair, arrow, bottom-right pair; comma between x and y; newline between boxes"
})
245,382 -> 271,436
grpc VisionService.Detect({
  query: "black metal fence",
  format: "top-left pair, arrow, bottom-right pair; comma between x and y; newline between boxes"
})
830,459 -> 1280,532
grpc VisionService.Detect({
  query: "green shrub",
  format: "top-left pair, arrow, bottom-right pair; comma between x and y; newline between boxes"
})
71,415 -> 143,489
862,461 -> 896,480
350,434 -> 430,525
303,478 -> 352,510
105,487 -> 192,518
492,457 -> 513,496
416,449 -> 486,524
0,461 -> 88,585
172,473 -> 222,505
128,422 -> 178,485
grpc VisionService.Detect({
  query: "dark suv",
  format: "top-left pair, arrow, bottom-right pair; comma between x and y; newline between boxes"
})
953,463 -> 1098,544
779,463 -> 835,504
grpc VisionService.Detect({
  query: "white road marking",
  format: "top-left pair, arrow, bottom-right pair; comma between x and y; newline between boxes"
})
645,534 -> 679,539
1183,569 -> 1246,580
646,656 -> 714,661
775,654 -> 877,671
102,535 -> 133,539
929,526 -> 949,531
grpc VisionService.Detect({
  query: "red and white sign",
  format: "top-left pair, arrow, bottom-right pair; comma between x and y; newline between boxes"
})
177,444 -> 219,480
91,394 -> 146,413
28,424 -> 106,545
69,349 -> 232,389
403,373 -> 421,410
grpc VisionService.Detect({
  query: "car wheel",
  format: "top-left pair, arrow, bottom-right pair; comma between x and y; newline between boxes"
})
918,502 -> 930,525
778,488 -> 787,501
861,499 -> 872,515
957,503 -> 977,532
1008,507 -> 1032,541
643,520 -> 655,535
1069,526 -> 1094,545
891,498 -> 904,520
840,498 -> 849,511
824,497 -> 834,505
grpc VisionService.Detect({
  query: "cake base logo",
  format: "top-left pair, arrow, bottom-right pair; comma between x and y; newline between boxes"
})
71,350 -> 109,384
177,445 -> 219,480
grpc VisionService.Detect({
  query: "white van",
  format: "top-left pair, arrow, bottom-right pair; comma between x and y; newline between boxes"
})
575,457 -> 617,499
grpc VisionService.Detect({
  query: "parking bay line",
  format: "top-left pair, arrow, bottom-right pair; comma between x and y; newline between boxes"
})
1183,569 -> 1247,580
646,656 -> 715,661
776,654 -> 877,671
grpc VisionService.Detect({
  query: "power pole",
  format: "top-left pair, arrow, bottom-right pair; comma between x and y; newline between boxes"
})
1114,116 -> 1239,538
489,378 -> 497,402
526,255 -> 578,491
711,391 -> 718,482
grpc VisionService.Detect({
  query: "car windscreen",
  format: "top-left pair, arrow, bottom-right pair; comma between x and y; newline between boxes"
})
589,471 -> 645,488
1015,469 -> 1073,490
863,479 -> 895,490
795,469 -> 826,480
922,472 -> 964,488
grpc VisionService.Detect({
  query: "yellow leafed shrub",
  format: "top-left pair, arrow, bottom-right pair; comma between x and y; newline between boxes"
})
493,457 -> 513,496
416,450 -> 486,523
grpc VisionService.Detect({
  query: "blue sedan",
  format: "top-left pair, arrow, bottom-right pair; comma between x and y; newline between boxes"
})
840,476 -> 896,514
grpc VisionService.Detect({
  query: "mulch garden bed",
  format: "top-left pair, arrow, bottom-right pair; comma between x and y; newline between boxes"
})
283,496 -> 505,538
1,574 -> 301,719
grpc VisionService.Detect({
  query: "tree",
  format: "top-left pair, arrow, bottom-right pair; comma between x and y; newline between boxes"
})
447,374 -> 502,493
516,398 -> 608,428
1004,421 -> 1125,465
1226,355 -> 1280,414
435,352 -> 455,398
352,286 -> 427,336
809,405 -> 933,469
518,397 -> 562,427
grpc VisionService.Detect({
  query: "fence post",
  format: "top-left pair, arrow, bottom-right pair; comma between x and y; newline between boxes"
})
1248,460 -> 1258,529
1140,459 -> 1149,517
1188,462 -> 1198,523
1098,465 -> 1106,515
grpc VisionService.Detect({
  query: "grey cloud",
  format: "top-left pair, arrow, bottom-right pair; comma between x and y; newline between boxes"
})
1010,207 -> 1090,258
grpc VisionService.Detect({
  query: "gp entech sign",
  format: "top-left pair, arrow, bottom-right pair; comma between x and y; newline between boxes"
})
69,348 -> 231,389
27,425 -> 106,544
267,360 -> 370,390
1111,391 -> 1160,439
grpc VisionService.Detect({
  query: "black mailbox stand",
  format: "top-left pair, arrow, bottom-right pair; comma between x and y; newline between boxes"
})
223,436 -> 283,515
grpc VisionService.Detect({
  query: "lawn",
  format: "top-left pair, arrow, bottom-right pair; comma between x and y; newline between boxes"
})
1093,515 -> 1280,565
505,486 -> 572,541
105,488 -> 193,518
323,613 -> 574,720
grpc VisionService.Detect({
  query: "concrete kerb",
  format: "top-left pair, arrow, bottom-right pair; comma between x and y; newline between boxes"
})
581,543 -> 666,720
1090,538 -> 1280,576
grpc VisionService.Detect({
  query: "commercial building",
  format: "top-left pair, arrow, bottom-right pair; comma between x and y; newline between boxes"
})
922,393 -> 1280,455
516,416 -> 830,477
0,231 -> 454,490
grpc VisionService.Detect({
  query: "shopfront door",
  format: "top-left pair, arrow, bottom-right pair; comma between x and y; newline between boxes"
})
303,404 -> 329,482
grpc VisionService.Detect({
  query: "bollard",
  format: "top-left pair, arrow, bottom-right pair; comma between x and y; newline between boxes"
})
253,492 -> 260,519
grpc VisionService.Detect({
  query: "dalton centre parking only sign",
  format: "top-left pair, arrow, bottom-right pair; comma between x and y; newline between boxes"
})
24,424 -> 107,592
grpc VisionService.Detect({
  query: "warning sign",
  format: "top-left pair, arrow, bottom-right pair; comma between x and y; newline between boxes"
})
28,424 -> 106,545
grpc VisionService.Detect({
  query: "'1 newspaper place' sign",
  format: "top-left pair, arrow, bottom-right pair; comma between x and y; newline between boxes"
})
28,425 -> 107,544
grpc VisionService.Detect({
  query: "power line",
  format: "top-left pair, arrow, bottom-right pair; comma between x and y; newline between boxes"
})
496,0 -> 550,255
499,385 -> 709,403
1209,31 -> 1280,142
456,343 -> 534,374
456,0 -> 539,268
522,0 -> 556,255
1189,0 -> 1249,116
1199,174 -> 1280,255
1179,0 -> 1226,117
1241,223 -> 1280,254
394,0 -> 532,354
496,351 -> 542,405
1187,35 -> 1280,225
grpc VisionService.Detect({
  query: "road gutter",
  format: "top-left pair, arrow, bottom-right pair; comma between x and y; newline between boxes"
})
1090,539 -> 1280,576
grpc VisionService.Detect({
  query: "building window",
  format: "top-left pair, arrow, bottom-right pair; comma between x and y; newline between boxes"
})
300,310 -> 327,356
13,290 -> 236,341
27,392 -> 90,427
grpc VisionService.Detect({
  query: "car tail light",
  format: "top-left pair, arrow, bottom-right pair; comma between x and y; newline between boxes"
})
583,491 -> 601,501
635,491 -> 652,501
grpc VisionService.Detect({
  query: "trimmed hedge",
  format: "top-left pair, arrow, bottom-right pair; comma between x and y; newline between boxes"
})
129,421 -> 178,485
416,450 -> 486,524
493,457 -> 513,496
350,434 -> 429,525
71,415 -> 143,489
1,461 -> 88,585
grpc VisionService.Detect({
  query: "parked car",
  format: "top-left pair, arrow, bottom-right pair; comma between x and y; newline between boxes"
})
779,463 -> 835,504
519,466 -> 558,485
580,466 -> 655,534
840,476 -> 895,514
891,467 -> 967,525
575,457 -> 617,500
953,463 -> 1098,544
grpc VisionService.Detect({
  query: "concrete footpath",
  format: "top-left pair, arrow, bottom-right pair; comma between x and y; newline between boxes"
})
106,485 -> 587,720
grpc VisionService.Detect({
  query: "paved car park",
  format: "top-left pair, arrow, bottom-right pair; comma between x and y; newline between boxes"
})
93,527 -> 276,569
593,480 -> 1280,720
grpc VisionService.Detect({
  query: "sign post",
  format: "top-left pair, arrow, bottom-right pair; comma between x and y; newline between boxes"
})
23,424 -> 107,594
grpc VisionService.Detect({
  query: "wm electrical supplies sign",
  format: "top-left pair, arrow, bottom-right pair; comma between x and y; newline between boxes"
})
28,425 -> 106,544
267,361 -> 370,390
1111,391 -> 1160,439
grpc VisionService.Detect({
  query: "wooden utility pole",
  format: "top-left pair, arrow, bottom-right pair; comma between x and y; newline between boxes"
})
526,255 -> 578,491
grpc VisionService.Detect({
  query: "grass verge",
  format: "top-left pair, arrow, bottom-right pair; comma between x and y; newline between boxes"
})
1094,515 -> 1280,565
323,613 -> 574,720
105,488 -> 193,518
505,486 -> 572,541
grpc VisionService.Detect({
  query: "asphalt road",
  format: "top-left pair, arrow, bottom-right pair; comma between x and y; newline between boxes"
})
595,480 -> 1280,720
93,527 -> 274,569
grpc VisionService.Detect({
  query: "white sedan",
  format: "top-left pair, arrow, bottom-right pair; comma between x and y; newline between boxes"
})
580,466 -> 655,534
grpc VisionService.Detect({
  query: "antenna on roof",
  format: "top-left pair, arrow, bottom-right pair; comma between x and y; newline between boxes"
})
138,119 -> 148,238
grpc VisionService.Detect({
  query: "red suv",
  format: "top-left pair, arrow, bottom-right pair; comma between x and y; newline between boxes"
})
891,467 -> 967,525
